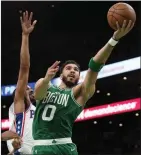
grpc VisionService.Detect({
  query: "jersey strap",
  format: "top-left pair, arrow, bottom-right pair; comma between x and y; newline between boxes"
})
15,112 -> 25,137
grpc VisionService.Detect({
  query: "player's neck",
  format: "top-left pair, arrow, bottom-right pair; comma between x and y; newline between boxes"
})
59,82 -> 72,90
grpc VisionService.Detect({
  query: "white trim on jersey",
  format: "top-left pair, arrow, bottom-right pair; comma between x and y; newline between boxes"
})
6,102 -> 35,153
15,112 -> 25,137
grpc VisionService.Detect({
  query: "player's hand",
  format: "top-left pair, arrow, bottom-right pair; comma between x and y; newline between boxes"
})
45,61 -> 60,81
12,137 -> 22,150
20,11 -> 37,35
113,20 -> 134,40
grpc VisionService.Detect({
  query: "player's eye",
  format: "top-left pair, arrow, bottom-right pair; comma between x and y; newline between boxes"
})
74,67 -> 79,71
66,67 -> 71,70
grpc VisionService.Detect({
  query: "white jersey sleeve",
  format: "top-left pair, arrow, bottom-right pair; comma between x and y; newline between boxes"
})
7,139 -> 14,153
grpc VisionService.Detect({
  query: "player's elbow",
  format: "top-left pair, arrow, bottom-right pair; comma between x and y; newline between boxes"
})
1,134 -> 6,141
34,91 -> 46,101
1,131 -> 19,141
34,90 -> 43,100
81,82 -> 96,98
20,63 -> 30,71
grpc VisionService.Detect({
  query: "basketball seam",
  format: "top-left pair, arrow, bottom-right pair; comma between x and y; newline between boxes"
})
113,7 -> 134,11
111,6 -> 116,29
112,15 -> 120,24
108,10 -> 133,21
108,15 -> 117,29
112,3 -> 134,12
108,6 -> 117,30
115,11 -> 133,21
113,3 -> 121,10
111,16 -> 116,28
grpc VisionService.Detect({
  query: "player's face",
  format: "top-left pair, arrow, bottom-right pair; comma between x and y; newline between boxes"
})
26,86 -> 35,103
61,64 -> 80,87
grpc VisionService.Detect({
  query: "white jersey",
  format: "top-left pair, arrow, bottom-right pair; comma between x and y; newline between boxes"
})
7,103 -> 36,154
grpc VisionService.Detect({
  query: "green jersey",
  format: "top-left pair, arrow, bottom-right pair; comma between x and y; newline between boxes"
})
32,84 -> 83,140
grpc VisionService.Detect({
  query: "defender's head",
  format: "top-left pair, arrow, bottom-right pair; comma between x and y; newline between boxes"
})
60,60 -> 80,88
12,86 -> 35,104
26,86 -> 35,103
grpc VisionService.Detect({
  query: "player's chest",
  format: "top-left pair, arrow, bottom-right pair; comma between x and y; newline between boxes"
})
25,109 -> 35,120
42,91 -> 71,108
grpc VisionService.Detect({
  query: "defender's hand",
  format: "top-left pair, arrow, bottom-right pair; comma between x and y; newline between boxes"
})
45,61 -> 60,81
20,11 -> 37,35
12,137 -> 22,150
113,20 -> 134,41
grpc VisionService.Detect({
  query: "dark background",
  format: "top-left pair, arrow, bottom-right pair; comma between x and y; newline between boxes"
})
1,1 -> 141,155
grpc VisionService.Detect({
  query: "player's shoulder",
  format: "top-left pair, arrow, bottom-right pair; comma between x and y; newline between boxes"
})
48,82 -> 58,89
30,104 -> 36,110
25,104 -> 36,113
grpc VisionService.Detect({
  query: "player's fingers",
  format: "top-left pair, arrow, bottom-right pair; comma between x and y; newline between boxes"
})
20,16 -> 23,24
125,20 -> 131,29
25,11 -> 28,22
29,12 -> 33,22
129,22 -> 134,30
50,61 -> 58,68
122,20 -> 127,29
23,12 -> 26,22
32,20 -> 37,26
50,66 -> 59,73
54,66 -> 59,72
53,61 -> 60,68
50,61 -> 61,69
49,68 -> 59,75
128,20 -> 133,30
116,21 -> 120,30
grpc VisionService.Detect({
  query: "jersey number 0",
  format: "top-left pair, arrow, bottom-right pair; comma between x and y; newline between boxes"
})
42,105 -> 56,121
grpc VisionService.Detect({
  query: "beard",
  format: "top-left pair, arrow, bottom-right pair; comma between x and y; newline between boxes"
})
24,97 -> 35,111
24,97 -> 29,110
62,75 -> 79,88
30,98 -> 36,104
24,95 -> 35,106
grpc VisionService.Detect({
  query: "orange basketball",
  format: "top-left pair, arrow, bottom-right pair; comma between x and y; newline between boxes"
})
107,3 -> 136,30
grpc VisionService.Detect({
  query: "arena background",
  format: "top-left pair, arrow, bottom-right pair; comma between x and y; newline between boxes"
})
1,1 -> 141,155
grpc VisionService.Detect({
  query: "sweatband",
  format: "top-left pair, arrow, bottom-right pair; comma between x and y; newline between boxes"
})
88,58 -> 104,72
108,37 -> 119,47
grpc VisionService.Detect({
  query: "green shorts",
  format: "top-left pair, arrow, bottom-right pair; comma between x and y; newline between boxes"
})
32,143 -> 78,155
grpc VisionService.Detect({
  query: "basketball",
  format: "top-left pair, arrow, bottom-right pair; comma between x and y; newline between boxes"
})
107,3 -> 136,30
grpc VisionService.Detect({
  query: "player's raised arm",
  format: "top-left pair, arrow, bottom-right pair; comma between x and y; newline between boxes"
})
80,21 -> 134,102
34,61 -> 60,100
14,11 -> 37,113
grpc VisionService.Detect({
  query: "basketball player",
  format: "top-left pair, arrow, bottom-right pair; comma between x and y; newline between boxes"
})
32,19 -> 134,155
5,86 -> 36,155
1,11 -> 37,154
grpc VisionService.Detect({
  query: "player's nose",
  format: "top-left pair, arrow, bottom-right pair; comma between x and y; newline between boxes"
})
70,69 -> 75,74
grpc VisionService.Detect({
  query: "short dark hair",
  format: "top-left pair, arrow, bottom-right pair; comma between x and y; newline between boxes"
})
60,60 -> 80,74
